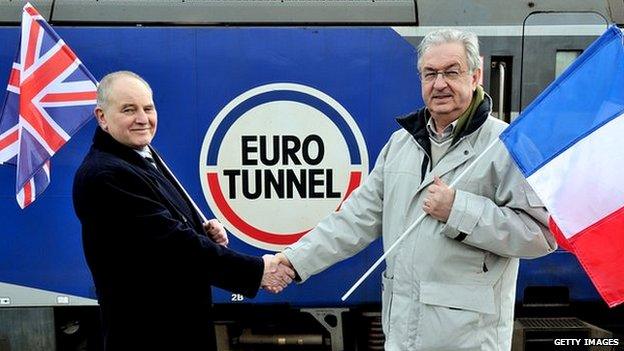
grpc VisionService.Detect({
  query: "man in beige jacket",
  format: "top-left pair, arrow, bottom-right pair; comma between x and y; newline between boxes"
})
277,28 -> 556,350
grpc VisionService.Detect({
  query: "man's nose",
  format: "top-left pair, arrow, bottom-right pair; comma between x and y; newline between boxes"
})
432,73 -> 448,89
135,110 -> 149,123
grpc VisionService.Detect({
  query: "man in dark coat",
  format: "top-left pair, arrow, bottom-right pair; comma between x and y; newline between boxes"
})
73,71 -> 293,351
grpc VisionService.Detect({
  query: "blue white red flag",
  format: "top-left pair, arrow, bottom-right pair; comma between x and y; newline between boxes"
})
0,3 -> 97,208
500,25 -> 624,307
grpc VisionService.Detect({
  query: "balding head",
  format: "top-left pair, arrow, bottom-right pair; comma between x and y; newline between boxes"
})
97,71 -> 153,110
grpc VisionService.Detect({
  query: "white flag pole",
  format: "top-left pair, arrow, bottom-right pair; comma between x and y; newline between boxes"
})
149,146 -> 208,223
341,138 -> 500,301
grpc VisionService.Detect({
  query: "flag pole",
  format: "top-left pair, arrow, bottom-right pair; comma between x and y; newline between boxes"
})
150,147 -> 208,223
341,137 -> 500,301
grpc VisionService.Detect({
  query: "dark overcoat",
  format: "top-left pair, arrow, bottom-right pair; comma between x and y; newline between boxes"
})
73,128 -> 264,350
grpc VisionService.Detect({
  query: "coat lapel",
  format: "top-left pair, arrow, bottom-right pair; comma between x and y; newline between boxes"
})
147,148 -> 204,231
93,128 -> 203,232
403,137 -> 477,231
416,140 -> 475,193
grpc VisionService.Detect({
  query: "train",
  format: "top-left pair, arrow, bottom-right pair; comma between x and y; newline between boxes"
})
0,1 -> 622,350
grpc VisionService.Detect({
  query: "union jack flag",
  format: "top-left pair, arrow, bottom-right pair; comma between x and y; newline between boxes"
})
0,3 -> 97,208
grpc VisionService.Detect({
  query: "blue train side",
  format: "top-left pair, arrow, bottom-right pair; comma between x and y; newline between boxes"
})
0,26 -> 422,307
0,25 -> 605,308
1,1 -> 621,349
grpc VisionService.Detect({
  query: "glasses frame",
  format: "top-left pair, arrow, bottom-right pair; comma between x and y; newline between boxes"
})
420,68 -> 468,83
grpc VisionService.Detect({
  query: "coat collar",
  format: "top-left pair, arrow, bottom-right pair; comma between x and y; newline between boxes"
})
92,127 -> 205,230
92,127 -> 153,169
396,93 -> 493,151
396,94 -> 493,193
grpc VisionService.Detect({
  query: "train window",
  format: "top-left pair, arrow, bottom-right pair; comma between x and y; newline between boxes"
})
555,50 -> 582,78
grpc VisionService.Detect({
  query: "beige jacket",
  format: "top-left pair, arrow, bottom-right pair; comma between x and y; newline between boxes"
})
283,97 -> 556,350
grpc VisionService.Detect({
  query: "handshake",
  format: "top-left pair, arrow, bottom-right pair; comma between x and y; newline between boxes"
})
261,253 -> 295,293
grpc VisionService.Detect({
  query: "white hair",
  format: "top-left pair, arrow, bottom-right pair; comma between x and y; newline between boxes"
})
96,71 -> 153,109
417,28 -> 480,73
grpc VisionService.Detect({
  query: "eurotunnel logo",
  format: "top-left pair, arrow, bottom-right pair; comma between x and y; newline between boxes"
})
199,83 -> 369,251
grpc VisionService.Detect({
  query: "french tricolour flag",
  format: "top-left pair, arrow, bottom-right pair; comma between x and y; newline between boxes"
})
501,25 -> 624,307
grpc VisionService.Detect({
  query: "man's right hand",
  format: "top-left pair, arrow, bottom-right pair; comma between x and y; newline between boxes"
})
261,254 -> 295,293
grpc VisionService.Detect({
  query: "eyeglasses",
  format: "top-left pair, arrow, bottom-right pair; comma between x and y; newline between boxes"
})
420,69 -> 465,83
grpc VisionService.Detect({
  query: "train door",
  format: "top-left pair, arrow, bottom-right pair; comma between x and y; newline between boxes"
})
519,12 -> 608,115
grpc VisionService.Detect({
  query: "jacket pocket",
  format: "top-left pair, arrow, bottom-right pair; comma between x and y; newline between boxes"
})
416,281 -> 495,350
381,271 -> 394,337
419,281 -> 495,314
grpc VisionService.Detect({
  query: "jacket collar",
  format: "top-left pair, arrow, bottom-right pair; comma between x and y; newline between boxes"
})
92,127 -> 204,229
396,93 -> 493,151
92,127 -> 152,168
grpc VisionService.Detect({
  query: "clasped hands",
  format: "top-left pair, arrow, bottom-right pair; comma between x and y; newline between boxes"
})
261,253 -> 295,294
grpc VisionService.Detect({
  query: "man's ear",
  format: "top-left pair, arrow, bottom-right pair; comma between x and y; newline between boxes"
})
471,67 -> 482,90
94,107 -> 108,131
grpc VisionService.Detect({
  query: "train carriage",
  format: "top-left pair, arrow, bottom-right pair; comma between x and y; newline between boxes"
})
0,1 -> 622,350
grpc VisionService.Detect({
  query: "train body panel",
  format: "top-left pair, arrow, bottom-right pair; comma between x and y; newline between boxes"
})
0,26 -> 421,306
1,2 -> 621,350
0,22 -> 609,307
0,0 -> 618,339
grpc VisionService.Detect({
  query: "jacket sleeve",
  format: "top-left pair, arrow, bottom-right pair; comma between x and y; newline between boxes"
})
76,168 -> 264,298
282,142 -> 390,282
440,150 -> 557,259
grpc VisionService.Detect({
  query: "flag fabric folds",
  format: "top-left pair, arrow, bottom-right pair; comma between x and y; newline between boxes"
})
0,3 -> 97,208
500,25 -> 624,307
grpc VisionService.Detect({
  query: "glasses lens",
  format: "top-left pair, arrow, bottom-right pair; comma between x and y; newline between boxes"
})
421,70 -> 463,82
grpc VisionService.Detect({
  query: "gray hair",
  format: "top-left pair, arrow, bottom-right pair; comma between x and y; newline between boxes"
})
417,28 -> 480,73
96,71 -> 153,109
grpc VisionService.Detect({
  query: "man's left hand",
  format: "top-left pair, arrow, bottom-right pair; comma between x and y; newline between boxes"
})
423,175 -> 455,222
204,219 -> 228,246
